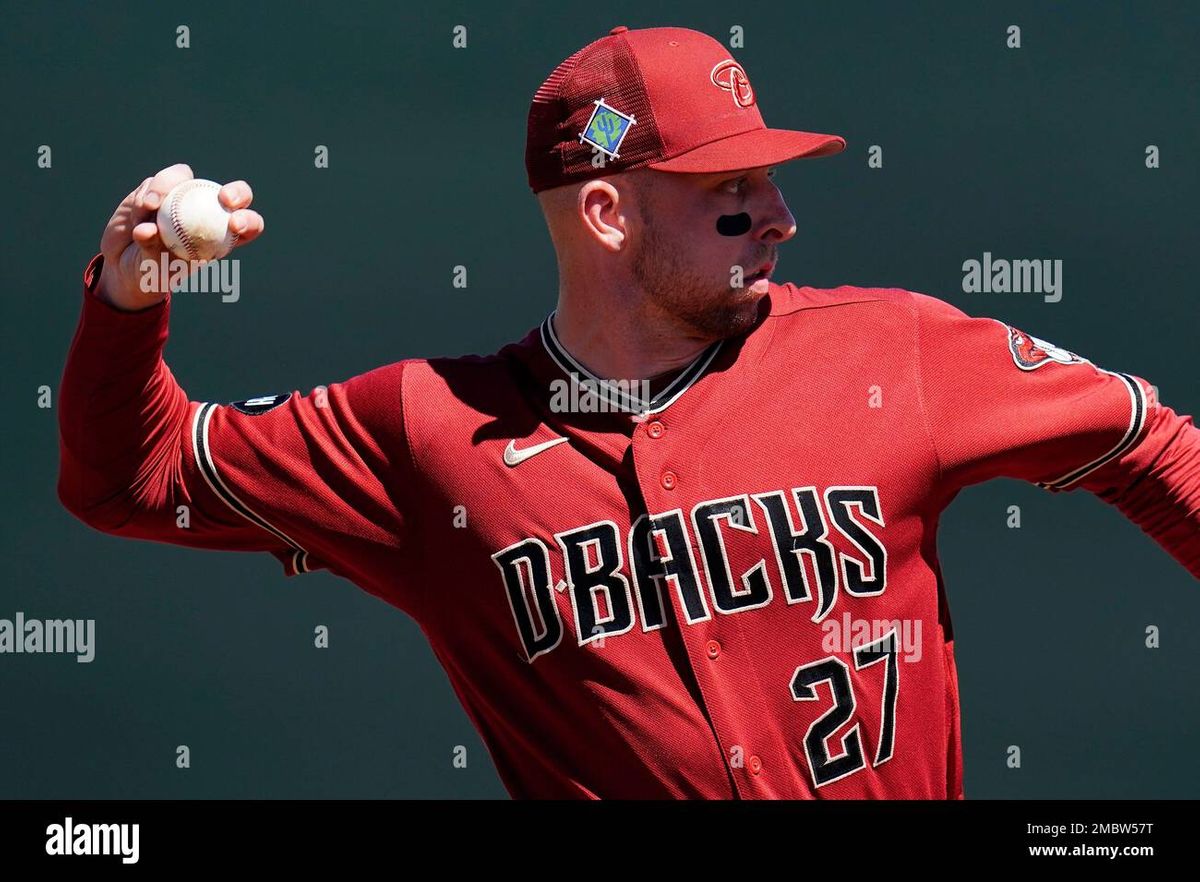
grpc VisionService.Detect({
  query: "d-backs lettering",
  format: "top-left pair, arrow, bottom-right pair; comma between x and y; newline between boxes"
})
491,485 -> 886,663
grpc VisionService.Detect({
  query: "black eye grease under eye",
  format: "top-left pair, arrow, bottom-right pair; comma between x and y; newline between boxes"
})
716,212 -> 752,236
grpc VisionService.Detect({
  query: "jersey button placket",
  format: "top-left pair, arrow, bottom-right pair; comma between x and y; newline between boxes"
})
633,415 -> 741,792
646,420 -> 674,490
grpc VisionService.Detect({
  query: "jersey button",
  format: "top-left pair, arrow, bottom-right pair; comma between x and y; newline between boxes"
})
749,755 -> 762,775
661,470 -> 677,490
706,639 -> 720,659
646,420 -> 665,439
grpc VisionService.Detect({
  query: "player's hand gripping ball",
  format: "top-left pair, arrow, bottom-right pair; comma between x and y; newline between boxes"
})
155,178 -> 238,262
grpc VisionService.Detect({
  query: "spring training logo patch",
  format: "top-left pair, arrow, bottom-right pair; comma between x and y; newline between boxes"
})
1004,324 -> 1089,371
228,393 -> 289,415
579,99 -> 636,159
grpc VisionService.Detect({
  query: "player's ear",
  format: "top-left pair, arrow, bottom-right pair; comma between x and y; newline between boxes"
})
578,180 -> 627,253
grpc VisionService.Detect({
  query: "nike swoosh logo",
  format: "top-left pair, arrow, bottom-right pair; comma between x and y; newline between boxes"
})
504,436 -> 569,467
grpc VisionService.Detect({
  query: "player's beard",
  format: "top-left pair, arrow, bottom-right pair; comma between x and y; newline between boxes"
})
631,204 -> 766,342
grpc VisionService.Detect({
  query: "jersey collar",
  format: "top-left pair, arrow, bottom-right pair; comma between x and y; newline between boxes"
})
539,311 -> 724,417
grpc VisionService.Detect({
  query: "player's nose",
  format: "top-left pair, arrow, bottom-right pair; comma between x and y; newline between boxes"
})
753,189 -> 797,244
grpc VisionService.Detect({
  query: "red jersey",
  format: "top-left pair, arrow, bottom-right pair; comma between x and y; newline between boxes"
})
58,253 -> 1200,798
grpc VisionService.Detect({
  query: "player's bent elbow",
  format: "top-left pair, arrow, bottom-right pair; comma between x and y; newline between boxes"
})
57,477 -> 122,534
56,463 -> 145,536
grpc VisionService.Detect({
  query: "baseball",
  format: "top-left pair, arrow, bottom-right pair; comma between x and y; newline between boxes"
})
155,178 -> 238,262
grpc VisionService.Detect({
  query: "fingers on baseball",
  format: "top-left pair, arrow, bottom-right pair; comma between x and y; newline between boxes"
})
141,163 -> 194,211
130,221 -> 169,258
219,180 -> 253,211
229,209 -> 264,243
130,177 -> 153,209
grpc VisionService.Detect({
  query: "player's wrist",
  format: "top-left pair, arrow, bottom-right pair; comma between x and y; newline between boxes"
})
93,254 -> 168,313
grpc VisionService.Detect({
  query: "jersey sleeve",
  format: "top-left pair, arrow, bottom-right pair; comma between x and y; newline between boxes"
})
188,362 -> 422,605
58,254 -> 425,613
911,291 -> 1200,577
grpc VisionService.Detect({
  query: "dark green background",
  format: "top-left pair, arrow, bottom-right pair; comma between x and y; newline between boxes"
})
2,1 -> 1196,798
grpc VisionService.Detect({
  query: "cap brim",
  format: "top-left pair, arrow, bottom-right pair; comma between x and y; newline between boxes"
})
647,128 -> 845,174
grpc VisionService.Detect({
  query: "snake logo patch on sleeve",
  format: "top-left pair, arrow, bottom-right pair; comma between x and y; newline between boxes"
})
1004,324 -> 1090,371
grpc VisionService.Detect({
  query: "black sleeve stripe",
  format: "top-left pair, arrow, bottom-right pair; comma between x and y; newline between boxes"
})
1036,372 -> 1148,491
192,402 -> 311,574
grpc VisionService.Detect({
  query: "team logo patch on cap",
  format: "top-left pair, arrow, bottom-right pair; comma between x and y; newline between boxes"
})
579,99 -> 636,159
710,59 -> 755,108
1005,325 -> 1089,371
228,393 -> 289,415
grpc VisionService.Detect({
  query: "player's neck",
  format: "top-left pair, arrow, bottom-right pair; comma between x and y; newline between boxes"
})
551,301 -> 716,384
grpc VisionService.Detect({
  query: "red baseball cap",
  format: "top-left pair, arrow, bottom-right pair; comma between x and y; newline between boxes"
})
526,25 -> 846,194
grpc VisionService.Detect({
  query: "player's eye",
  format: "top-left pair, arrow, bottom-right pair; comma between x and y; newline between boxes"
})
721,168 -> 777,194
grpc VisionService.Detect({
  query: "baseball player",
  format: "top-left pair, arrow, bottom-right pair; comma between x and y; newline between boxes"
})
58,26 -> 1200,799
